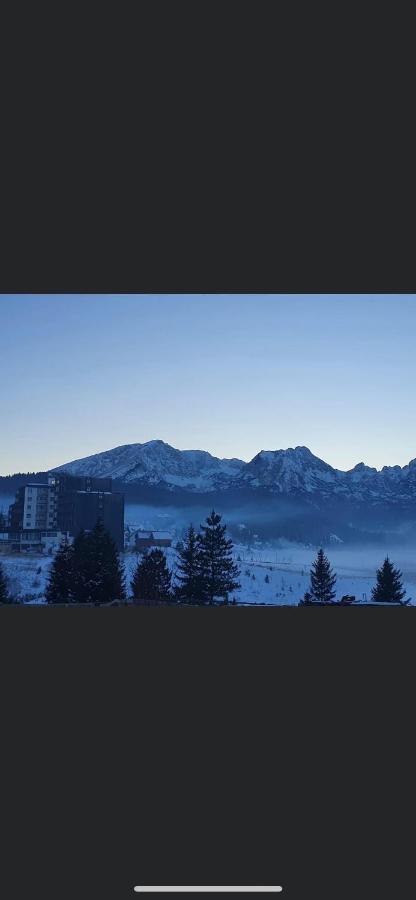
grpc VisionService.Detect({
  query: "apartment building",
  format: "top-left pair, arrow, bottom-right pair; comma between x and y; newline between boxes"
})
8,473 -> 124,550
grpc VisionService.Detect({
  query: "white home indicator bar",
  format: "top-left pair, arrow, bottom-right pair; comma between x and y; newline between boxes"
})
134,889 -> 283,894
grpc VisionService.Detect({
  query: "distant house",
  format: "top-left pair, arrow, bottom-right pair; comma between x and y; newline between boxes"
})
135,530 -> 172,551
0,529 -> 70,554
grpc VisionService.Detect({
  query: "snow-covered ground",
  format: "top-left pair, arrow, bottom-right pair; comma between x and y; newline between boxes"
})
230,543 -> 416,605
1,555 -> 48,604
1,541 -> 415,605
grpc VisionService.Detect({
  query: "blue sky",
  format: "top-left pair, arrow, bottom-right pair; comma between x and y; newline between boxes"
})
1,294 -> 415,474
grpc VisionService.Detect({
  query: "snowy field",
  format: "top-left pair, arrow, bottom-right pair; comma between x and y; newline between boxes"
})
1,541 -> 415,605
229,543 -> 416,605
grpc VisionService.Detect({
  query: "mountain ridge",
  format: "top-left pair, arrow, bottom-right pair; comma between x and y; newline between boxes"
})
52,439 -> 416,502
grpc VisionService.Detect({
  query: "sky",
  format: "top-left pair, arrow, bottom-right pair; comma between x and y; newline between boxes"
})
0,294 -> 415,475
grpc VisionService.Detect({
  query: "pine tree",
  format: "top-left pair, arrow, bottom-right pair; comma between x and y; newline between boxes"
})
131,549 -> 172,604
175,524 -> 204,604
371,557 -> 406,603
0,561 -> 10,603
198,509 -> 240,604
308,548 -> 337,603
70,530 -> 90,603
71,525 -> 126,604
46,537 -> 75,603
88,524 -> 126,604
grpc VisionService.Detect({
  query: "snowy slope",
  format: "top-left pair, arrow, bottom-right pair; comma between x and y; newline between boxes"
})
241,446 -> 341,493
54,440 -> 244,491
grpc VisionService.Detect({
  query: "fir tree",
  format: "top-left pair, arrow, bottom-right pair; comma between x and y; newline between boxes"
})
0,561 -> 10,603
175,524 -> 204,604
371,557 -> 406,603
308,548 -> 337,603
131,549 -> 172,604
88,523 -> 126,604
70,530 -> 90,603
72,525 -> 126,604
46,537 -> 75,603
198,509 -> 240,604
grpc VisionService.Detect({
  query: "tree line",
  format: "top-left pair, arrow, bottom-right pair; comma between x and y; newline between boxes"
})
0,509 -> 240,605
0,521 -> 410,605
130,513 -> 240,604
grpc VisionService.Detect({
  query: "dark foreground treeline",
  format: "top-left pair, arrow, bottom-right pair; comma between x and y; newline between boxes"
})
0,516 -> 411,606
0,510 -> 240,606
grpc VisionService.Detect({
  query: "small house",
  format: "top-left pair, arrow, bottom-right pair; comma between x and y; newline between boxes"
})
135,530 -> 172,551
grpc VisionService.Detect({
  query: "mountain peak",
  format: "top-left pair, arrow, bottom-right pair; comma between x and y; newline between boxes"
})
142,439 -> 169,448
256,445 -> 314,460
294,445 -> 313,455
349,462 -> 378,474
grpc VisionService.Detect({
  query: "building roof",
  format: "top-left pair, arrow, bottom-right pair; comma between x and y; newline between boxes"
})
136,530 -> 172,540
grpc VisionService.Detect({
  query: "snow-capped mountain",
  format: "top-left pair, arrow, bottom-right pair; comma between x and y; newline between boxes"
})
53,440 -> 245,491
241,446 -> 341,493
242,447 -> 416,501
53,440 -> 416,503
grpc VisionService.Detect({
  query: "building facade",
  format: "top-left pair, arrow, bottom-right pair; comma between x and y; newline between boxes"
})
8,474 -> 124,550
0,530 -> 70,554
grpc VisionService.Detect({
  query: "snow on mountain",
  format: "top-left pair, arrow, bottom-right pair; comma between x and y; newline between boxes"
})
53,440 -> 416,502
241,446 -> 341,493
241,446 -> 416,501
53,440 -> 245,491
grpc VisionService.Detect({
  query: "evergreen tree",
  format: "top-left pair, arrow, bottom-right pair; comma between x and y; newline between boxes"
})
46,537 -> 75,603
131,548 -> 172,604
88,523 -> 126,604
308,548 -> 337,603
70,530 -> 90,603
175,524 -> 205,603
371,557 -> 406,603
0,561 -> 10,603
71,525 -> 126,604
198,509 -> 240,604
